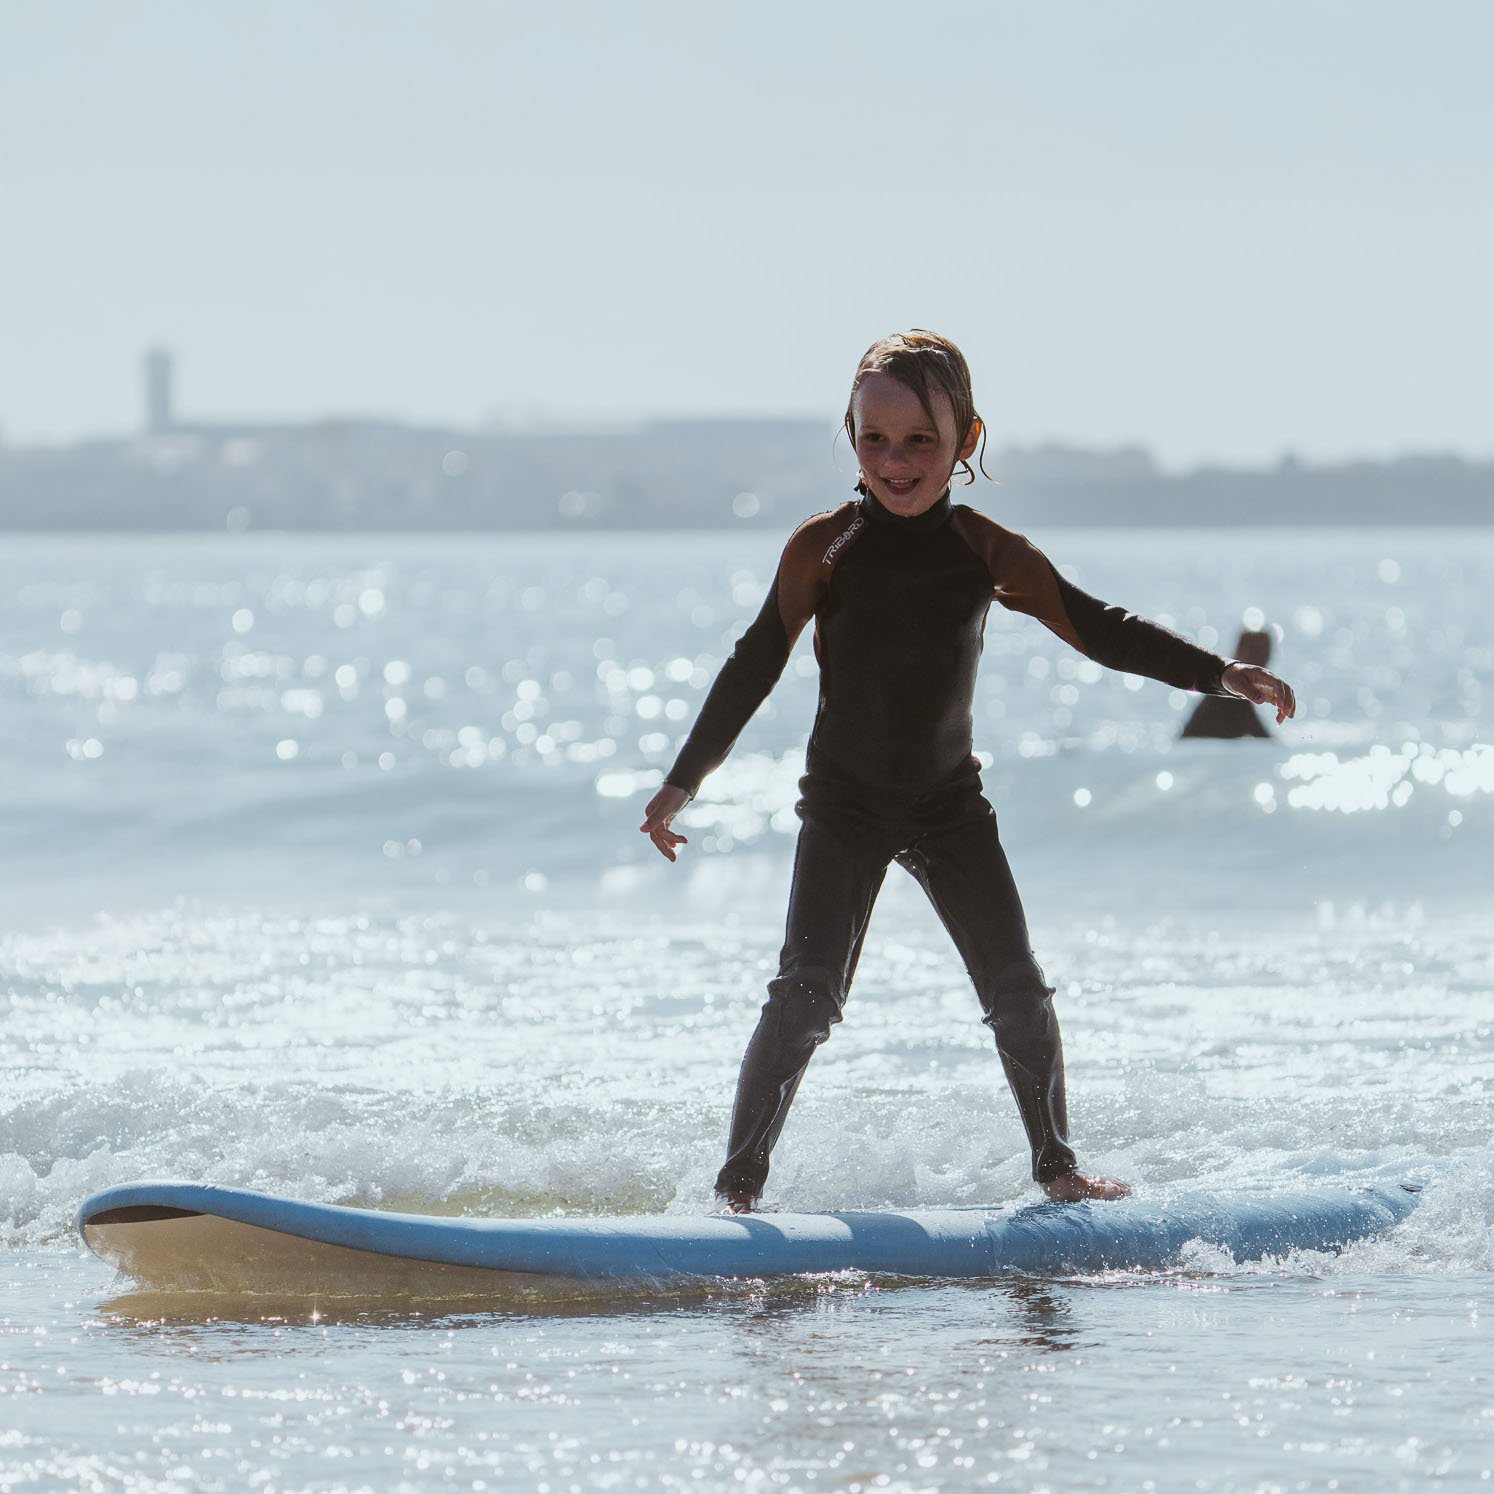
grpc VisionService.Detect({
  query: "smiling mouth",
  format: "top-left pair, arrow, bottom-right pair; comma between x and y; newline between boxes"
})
882,477 -> 920,495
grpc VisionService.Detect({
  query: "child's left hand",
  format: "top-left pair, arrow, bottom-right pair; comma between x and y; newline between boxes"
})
1222,662 -> 1297,723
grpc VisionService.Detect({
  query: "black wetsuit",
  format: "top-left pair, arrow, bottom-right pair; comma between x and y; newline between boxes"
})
666,490 -> 1230,1199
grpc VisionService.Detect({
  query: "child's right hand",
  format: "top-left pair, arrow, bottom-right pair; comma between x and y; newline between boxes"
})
640,784 -> 692,862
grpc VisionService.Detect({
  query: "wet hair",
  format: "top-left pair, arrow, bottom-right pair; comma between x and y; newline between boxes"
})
844,329 -> 990,491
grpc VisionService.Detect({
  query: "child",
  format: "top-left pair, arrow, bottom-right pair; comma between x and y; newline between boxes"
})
640,330 -> 1296,1213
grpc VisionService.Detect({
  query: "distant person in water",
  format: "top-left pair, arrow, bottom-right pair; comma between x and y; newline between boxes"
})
639,330 -> 1296,1215
1181,629 -> 1276,739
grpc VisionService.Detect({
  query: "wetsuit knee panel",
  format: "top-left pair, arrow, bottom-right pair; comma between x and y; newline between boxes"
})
763,967 -> 845,1049
975,957 -> 1057,1033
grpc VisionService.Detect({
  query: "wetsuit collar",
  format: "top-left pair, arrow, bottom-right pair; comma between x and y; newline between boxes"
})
858,488 -> 954,533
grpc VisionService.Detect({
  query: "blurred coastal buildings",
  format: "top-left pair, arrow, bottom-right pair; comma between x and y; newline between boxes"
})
1,350 -> 1490,532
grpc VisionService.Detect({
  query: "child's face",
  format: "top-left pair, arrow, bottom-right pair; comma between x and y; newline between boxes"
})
850,373 -> 979,518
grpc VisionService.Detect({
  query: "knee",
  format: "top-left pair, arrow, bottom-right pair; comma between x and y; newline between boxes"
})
762,967 -> 844,1052
976,958 -> 1056,1035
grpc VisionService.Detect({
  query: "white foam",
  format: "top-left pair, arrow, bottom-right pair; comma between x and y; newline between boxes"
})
4,903 -> 1488,1273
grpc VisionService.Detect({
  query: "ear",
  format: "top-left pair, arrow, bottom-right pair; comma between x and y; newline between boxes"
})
958,418 -> 982,463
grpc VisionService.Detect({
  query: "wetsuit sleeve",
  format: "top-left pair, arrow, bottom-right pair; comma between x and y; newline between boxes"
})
663,519 -> 830,797
1044,573 -> 1229,693
952,510 -> 1230,695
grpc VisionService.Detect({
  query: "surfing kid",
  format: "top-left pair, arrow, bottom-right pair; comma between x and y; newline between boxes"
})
640,330 -> 1296,1214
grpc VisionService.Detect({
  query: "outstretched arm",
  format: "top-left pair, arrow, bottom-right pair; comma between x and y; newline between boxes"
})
659,575 -> 799,804
952,511 -> 1233,695
641,512 -> 837,861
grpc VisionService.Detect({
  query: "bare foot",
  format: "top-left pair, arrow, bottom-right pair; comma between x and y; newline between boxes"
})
1042,1172 -> 1132,1202
712,1190 -> 756,1215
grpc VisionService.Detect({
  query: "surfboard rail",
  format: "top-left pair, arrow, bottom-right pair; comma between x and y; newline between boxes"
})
76,1179 -> 1421,1296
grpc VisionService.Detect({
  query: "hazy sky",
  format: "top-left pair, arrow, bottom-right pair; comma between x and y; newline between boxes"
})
4,0 -> 1490,465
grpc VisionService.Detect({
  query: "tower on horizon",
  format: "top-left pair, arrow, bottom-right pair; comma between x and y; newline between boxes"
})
144,347 -> 174,434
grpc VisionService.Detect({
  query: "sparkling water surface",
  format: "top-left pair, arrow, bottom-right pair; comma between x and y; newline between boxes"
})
2,528 -> 1490,1490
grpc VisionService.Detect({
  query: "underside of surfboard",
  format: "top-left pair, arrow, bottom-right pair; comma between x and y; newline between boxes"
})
77,1180 -> 1421,1298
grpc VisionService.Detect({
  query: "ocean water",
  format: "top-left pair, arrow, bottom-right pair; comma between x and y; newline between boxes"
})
1,526 -> 1490,1490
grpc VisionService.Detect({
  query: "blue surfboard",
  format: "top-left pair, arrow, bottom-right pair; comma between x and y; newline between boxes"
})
77,1180 -> 1419,1296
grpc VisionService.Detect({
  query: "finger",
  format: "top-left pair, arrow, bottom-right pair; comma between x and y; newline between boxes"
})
649,828 -> 686,860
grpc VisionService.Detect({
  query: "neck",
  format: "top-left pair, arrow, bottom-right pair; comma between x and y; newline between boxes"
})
859,488 -> 954,531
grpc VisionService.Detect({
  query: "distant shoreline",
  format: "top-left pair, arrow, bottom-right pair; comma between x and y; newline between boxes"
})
3,415 -> 1490,530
